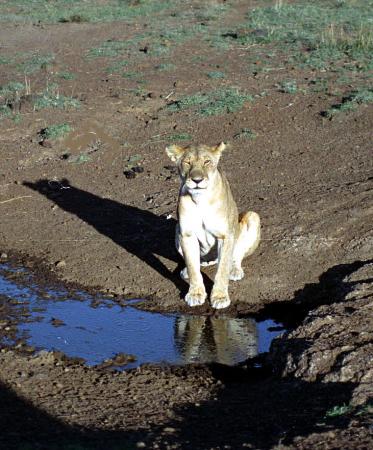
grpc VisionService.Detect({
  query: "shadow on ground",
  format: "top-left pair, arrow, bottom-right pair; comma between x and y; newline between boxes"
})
0,359 -> 359,450
23,178 -> 187,291
256,258 -> 373,327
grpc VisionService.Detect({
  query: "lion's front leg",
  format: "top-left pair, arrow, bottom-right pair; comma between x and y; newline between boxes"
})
210,236 -> 234,309
180,233 -> 206,307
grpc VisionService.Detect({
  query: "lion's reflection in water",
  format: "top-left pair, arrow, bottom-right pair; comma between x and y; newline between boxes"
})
175,316 -> 258,366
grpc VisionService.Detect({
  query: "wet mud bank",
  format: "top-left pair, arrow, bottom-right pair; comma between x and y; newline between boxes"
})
0,254 -> 372,449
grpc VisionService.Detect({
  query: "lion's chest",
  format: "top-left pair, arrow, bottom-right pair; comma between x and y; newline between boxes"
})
179,197 -> 227,239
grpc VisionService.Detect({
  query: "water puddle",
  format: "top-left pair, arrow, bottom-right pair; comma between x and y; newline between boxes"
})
0,264 -> 285,369
62,120 -> 120,153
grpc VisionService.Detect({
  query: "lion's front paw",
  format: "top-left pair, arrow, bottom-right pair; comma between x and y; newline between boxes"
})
185,286 -> 206,307
230,266 -> 244,281
210,290 -> 231,309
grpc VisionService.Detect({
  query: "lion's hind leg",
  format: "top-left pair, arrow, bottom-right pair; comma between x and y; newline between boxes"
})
230,211 -> 260,281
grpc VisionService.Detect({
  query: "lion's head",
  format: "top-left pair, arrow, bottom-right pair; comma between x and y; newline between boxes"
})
165,142 -> 226,195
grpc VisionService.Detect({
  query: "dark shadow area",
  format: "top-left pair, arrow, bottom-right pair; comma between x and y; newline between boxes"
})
255,258 -> 373,328
0,359 -> 361,450
23,178 -> 188,292
163,371 -> 358,449
0,380 -> 139,450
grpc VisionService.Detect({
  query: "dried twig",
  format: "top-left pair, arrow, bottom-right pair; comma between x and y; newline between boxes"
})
0,195 -> 32,204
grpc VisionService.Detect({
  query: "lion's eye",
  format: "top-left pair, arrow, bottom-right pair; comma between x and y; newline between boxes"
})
204,159 -> 211,166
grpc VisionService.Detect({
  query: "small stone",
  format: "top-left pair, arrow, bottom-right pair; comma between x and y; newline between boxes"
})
55,260 -> 66,268
124,170 -> 136,179
50,318 -> 65,327
41,139 -> 53,148
163,427 -> 177,434
0,252 -> 8,259
136,442 -> 146,448
132,166 -> 144,174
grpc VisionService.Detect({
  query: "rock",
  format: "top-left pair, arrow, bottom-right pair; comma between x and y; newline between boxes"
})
50,318 -> 65,327
55,260 -> 66,268
40,139 -> 53,148
0,252 -> 8,259
124,170 -> 136,179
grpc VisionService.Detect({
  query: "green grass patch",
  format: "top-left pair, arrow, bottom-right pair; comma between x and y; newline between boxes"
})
207,71 -> 226,79
167,133 -> 192,142
57,71 -> 76,80
168,88 -> 253,116
122,71 -> 143,80
325,403 -> 353,418
88,41 -> 128,58
41,123 -> 72,140
322,88 -> 373,118
0,56 -> 12,64
278,79 -> 298,94
155,63 -> 176,71
223,1 -> 373,72
17,53 -> 54,74
106,60 -> 129,74
33,85 -> 80,110
0,1 -> 174,24
233,128 -> 257,140
0,81 -> 25,97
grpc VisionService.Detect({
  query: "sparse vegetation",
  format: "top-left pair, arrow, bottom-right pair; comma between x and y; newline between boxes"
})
233,128 -> 257,140
278,79 -> 298,94
207,71 -> 226,79
0,0 -> 174,24
223,0 -> 373,72
57,71 -> 76,80
106,60 -> 129,74
325,403 -> 353,418
168,88 -> 253,116
33,85 -> 80,110
41,123 -> 72,140
167,133 -> 192,142
155,63 -> 176,71
17,53 -> 55,74
323,88 -> 373,118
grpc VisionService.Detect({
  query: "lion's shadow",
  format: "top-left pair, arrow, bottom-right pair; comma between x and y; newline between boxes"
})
23,178 -> 187,291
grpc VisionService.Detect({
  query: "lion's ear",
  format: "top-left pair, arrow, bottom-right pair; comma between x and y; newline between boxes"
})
211,142 -> 226,155
165,145 -> 185,162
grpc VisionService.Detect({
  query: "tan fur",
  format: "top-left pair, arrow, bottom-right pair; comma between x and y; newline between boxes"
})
166,142 -> 261,309
175,316 -> 258,365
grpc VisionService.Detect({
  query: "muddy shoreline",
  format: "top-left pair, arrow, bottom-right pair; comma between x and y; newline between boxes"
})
1,252 -> 372,449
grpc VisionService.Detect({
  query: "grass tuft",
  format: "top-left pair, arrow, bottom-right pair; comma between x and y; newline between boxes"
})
33,85 -> 80,110
325,403 -> 353,418
167,133 -> 192,142
0,1 -> 174,24
322,88 -> 373,118
168,88 -> 253,116
17,53 -> 55,74
278,79 -> 297,94
41,123 -> 72,140
207,71 -> 226,79
233,128 -> 257,140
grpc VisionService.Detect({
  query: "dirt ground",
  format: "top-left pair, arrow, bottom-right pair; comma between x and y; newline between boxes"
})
0,1 -> 372,448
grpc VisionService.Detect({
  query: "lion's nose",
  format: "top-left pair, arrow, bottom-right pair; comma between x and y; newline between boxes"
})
192,177 -> 204,184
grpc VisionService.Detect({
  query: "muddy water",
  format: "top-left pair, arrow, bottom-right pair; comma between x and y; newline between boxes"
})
62,119 -> 121,153
0,264 -> 284,368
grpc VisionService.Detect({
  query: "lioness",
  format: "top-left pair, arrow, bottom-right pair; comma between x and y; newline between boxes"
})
166,142 -> 260,309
